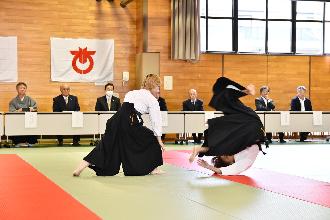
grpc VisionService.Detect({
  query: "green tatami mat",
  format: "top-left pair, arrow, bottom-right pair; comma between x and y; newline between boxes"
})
1,146 -> 329,220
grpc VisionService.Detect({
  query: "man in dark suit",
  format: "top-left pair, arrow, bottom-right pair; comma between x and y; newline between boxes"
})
53,84 -> 81,146
157,94 -> 168,141
290,86 -> 313,142
158,97 -> 168,112
183,89 -> 204,144
95,82 -> 121,111
255,86 -> 286,143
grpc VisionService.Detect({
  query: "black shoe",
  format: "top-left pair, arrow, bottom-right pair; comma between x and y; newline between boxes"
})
279,139 -> 286,143
57,141 -> 63,146
267,139 -> 273,144
72,142 -> 81,146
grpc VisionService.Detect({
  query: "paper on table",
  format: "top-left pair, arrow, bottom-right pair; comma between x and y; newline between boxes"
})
161,111 -> 168,127
25,112 -> 38,128
280,111 -> 290,126
204,111 -> 215,124
313,111 -> 323,126
72,112 -> 83,128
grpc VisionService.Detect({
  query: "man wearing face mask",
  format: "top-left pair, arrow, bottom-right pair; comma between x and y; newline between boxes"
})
53,84 -> 81,146
95,82 -> 121,111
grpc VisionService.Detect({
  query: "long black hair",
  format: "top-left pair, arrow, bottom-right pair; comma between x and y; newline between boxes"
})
211,156 -> 232,168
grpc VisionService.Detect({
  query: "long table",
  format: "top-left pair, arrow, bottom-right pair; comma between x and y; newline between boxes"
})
98,111 -> 185,135
2,111 -> 330,139
142,111 -> 185,133
184,111 -> 265,133
5,112 -> 99,136
264,111 -> 330,132
0,112 -> 4,141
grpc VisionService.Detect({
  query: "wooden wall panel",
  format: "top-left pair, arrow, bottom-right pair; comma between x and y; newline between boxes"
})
146,0 -> 330,111
0,0 -> 137,112
310,56 -> 330,110
158,54 -> 222,110
136,0 -> 144,53
223,55 -> 267,108
147,1 -> 222,110
1,0 -> 330,114
268,56 -> 310,110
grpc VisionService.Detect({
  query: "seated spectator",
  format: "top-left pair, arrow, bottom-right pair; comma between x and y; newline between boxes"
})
290,86 -> 313,142
9,82 -> 38,147
182,89 -> 204,144
53,84 -> 81,146
156,91 -> 168,141
95,82 -> 121,111
255,86 -> 286,143
158,96 -> 168,112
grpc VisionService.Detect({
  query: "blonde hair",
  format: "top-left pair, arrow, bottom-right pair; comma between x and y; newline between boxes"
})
142,74 -> 160,90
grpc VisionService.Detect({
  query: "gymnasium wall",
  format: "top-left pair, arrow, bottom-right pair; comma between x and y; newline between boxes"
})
146,0 -> 330,111
0,0 -> 137,111
1,0 -> 330,112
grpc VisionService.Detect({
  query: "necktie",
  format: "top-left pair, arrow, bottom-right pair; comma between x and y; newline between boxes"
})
107,98 -> 111,111
64,96 -> 69,111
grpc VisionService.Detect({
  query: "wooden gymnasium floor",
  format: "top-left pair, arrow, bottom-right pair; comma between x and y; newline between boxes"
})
0,142 -> 330,220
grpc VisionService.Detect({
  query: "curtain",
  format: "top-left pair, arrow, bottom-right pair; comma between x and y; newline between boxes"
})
171,0 -> 200,61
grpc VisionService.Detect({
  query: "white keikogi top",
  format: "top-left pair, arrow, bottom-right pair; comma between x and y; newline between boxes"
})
220,144 -> 259,175
124,89 -> 162,137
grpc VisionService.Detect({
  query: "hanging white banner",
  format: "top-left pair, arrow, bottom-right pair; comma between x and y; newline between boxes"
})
0,36 -> 17,82
51,37 -> 114,82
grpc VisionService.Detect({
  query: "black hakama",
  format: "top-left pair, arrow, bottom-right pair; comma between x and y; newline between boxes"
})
84,102 -> 163,176
200,77 -> 266,156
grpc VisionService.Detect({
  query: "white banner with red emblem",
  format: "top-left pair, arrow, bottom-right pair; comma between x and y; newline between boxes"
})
50,37 -> 114,82
0,36 -> 17,82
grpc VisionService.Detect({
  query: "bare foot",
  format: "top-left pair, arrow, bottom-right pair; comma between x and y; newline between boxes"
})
72,170 -> 82,177
72,160 -> 90,177
189,146 -> 199,163
150,167 -> 165,175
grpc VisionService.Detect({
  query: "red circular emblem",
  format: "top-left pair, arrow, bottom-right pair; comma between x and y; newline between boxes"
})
70,47 -> 96,74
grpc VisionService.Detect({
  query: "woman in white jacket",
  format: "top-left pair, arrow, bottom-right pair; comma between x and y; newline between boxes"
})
73,74 -> 164,176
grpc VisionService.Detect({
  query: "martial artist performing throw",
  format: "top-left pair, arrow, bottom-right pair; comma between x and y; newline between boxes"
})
189,77 -> 268,175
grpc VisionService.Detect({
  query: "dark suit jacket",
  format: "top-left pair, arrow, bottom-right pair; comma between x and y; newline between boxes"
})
95,95 -> 121,111
158,97 -> 168,111
182,99 -> 204,111
255,97 -> 275,111
53,95 -> 80,112
290,96 -> 312,111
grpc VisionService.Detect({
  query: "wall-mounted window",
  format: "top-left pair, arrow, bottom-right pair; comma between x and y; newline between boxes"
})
268,0 -> 292,53
296,1 -> 323,54
200,0 -> 329,55
200,0 -> 233,52
325,2 -> 330,53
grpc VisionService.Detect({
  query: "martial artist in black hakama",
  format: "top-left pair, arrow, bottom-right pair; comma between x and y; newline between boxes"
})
200,77 -> 267,158
84,102 -> 163,176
